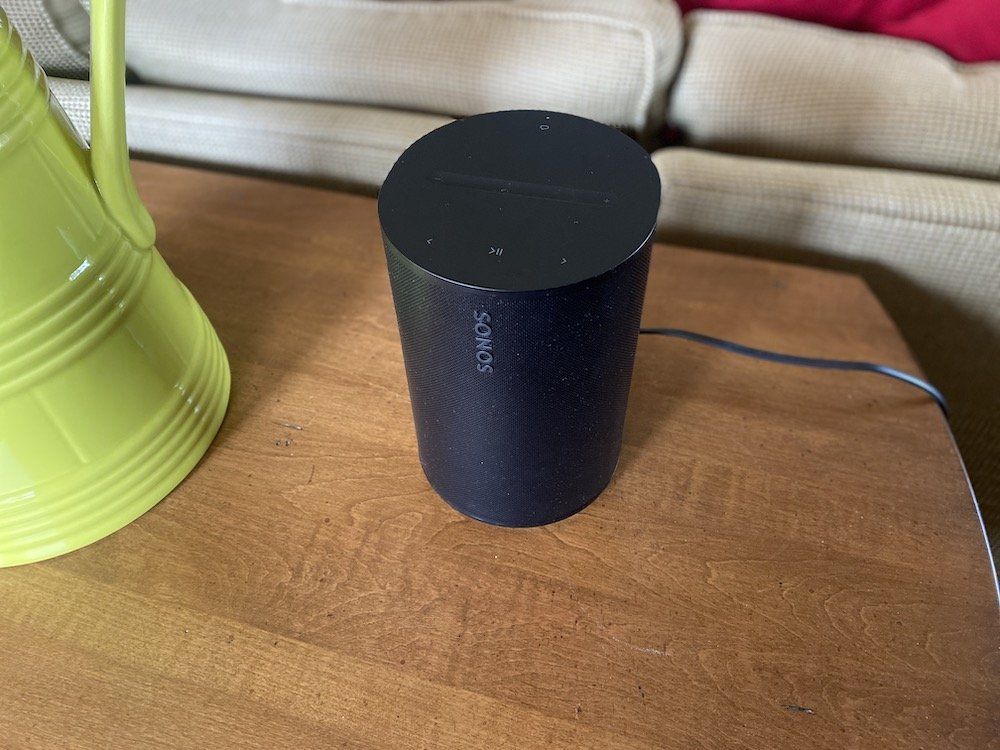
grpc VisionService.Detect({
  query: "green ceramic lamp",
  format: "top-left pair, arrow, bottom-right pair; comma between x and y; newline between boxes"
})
0,0 -> 230,566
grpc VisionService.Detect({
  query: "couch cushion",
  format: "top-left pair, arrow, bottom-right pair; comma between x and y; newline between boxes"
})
119,0 -> 681,131
653,146 -> 1000,527
3,0 -> 89,77
668,11 -> 1000,179
48,77 -> 452,191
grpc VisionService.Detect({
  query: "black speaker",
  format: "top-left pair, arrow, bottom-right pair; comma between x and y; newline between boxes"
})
378,110 -> 660,526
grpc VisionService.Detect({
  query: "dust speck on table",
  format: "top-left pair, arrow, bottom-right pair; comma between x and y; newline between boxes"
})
782,704 -> 815,715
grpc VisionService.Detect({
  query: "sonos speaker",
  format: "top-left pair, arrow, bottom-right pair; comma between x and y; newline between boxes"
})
378,110 -> 660,526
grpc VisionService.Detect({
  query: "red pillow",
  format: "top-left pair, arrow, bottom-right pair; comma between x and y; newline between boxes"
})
676,0 -> 1000,63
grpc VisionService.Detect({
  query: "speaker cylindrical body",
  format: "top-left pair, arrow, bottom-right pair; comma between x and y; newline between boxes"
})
379,110 -> 660,526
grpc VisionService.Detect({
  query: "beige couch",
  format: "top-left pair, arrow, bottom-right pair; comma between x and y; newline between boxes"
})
7,0 -> 999,546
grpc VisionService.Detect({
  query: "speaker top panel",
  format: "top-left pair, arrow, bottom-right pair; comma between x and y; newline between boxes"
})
378,110 -> 660,293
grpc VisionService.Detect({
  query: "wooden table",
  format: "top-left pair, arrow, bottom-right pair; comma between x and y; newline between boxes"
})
3,162 -> 997,749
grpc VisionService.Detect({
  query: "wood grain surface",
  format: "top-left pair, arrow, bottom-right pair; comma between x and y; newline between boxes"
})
2,162 -> 997,749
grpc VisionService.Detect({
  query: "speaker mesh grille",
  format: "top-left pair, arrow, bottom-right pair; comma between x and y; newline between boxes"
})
386,242 -> 651,526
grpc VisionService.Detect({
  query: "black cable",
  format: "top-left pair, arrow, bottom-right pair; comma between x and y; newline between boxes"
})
639,327 -> 948,416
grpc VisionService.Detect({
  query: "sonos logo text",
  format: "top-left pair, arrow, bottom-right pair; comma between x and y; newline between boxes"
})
473,311 -> 494,374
